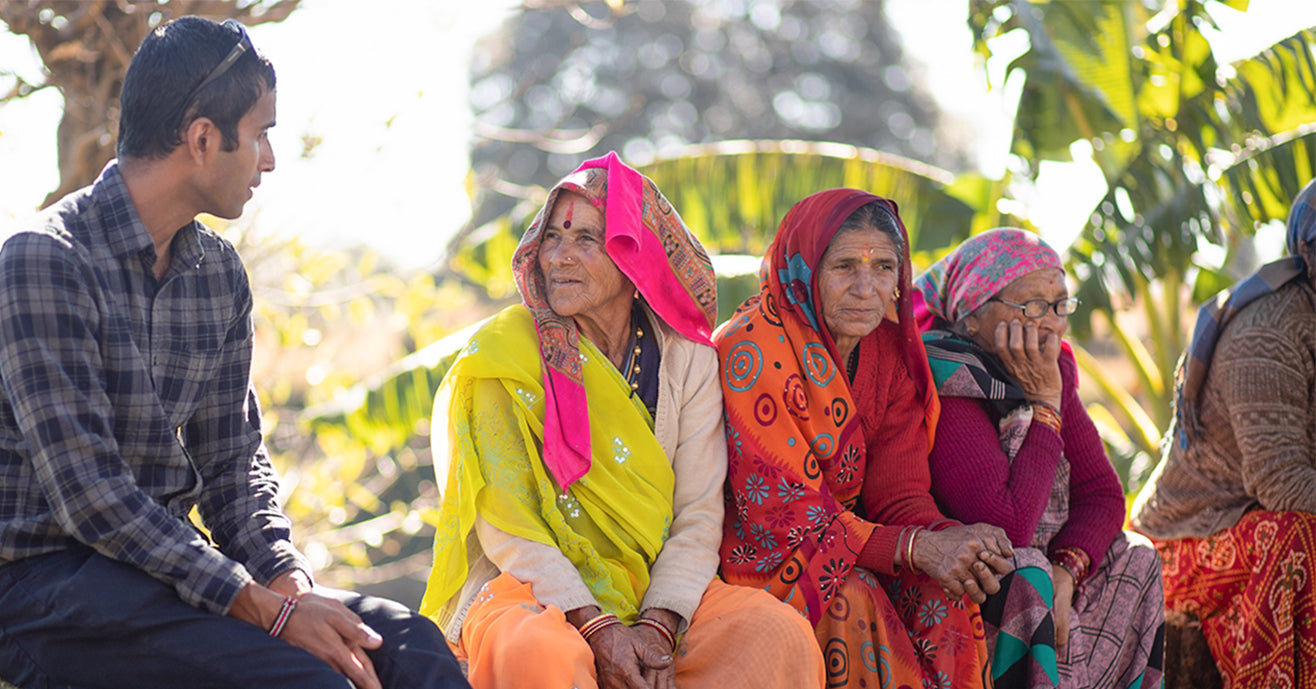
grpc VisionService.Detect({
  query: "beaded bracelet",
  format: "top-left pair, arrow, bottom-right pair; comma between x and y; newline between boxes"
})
578,612 -> 622,642
635,617 -> 677,651
1030,400 -> 1063,434
268,595 -> 298,637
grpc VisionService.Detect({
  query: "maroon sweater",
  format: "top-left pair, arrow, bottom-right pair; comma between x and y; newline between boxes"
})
926,350 -> 1125,568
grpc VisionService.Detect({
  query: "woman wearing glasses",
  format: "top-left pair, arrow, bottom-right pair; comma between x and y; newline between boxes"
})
913,229 -> 1165,689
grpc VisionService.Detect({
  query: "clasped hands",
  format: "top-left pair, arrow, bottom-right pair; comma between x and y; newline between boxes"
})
908,523 -> 1015,604
568,605 -> 680,689
228,570 -> 384,689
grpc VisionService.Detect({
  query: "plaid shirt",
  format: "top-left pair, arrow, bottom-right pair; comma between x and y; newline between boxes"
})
0,163 -> 310,614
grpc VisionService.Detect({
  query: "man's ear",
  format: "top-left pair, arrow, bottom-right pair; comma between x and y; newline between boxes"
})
182,117 -> 218,166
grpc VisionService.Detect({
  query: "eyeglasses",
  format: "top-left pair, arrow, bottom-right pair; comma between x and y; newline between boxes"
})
178,19 -> 253,116
989,296 -> 1081,318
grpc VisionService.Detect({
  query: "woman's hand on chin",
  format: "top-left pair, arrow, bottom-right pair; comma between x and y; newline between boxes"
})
994,319 -> 1062,409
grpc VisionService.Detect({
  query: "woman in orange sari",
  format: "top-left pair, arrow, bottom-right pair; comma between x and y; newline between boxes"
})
716,189 -> 1017,688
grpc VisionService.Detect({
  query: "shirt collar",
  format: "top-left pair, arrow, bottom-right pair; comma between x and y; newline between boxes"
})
94,160 -> 206,269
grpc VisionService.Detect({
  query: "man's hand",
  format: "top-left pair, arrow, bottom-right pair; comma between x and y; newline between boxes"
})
228,582 -> 383,689
268,569 -> 313,597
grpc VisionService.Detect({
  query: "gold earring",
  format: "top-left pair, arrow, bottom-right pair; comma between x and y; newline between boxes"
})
966,326 -> 977,336
893,286 -> 901,300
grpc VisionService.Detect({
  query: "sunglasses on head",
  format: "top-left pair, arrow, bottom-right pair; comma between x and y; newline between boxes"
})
178,19 -> 253,116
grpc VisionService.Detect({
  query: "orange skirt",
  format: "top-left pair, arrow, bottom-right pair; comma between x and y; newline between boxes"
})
454,572 -> 824,689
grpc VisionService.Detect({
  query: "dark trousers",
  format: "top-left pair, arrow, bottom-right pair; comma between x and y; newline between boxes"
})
0,548 -> 468,689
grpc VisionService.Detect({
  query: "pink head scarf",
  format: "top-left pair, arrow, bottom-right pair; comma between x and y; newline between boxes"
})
913,228 -> 1064,329
511,152 -> 718,489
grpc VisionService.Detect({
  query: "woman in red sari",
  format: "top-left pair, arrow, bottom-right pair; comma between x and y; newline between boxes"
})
716,189 -> 1016,688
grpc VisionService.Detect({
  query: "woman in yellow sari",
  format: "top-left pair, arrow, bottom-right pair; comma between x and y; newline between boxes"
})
421,152 -> 823,689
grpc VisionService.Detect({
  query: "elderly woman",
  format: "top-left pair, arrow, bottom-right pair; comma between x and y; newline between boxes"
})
914,228 -> 1165,689
1131,180 -> 1316,687
420,153 -> 822,689
717,189 -> 1019,689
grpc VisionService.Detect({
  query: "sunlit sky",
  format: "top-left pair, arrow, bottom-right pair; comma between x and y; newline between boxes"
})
1,0 -> 1314,269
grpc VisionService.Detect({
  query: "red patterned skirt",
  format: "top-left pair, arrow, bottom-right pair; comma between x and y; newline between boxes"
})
1156,510 -> 1316,688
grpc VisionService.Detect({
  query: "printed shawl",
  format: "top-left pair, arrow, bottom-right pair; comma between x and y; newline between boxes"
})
716,188 -> 938,624
1175,178 -> 1316,446
510,151 -> 717,489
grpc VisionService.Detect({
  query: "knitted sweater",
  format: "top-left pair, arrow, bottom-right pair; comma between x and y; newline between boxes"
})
1132,280 -> 1316,540
928,349 -> 1126,568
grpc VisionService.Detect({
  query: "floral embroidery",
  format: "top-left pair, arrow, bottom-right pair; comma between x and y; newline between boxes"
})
749,522 -> 779,551
817,558 -> 850,601
913,637 -> 938,664
754,550 -> 784,573
765,504 -> 796,529
776,477 -> 805,503
805,505 -> 829,527
918,598 -> 949,627
835,445 -> 861,485
743,473 -> 770,505
728,543 -> 757,564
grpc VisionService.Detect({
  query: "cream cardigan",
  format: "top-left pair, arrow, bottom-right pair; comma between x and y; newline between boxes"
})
434,310 -> 728,641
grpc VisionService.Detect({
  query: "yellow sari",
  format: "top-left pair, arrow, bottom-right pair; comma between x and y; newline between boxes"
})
421,305 -> 674,624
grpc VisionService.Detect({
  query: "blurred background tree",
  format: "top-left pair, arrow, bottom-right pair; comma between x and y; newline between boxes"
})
447,0 -> 968,297
968,0 -> 1316,487
0,0 -> 300,207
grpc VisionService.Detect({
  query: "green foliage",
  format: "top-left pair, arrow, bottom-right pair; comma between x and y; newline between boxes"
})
444,141 -> 991,304
972,0 -> 1316,489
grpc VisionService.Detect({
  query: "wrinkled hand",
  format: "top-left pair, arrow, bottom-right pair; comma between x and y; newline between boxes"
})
589,623 -> 674,689
1052,564 -> 1075,650
994,320 -> 1062,409
279,590 -> 384,689
912,523 -> 1014,604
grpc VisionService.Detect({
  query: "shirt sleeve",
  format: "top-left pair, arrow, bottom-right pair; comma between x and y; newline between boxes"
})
475,516 -> 598,613
187,268 -> 311,587
0,235 -> 253,613
1047,353 -> 1125,566
859,348 -> 946,571
642,341 -> 726,625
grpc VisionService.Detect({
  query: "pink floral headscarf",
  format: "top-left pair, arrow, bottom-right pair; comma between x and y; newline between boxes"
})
511,151 -> 718,490
913,228 -> 1064,329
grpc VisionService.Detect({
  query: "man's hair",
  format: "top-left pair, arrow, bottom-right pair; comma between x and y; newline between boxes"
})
118,16 -> 276,160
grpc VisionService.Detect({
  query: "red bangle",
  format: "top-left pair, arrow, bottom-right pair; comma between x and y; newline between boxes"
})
578,612 -> 621,641
1050,547 -> 1090,586
1030,400 -> 1062,433
635,617 -> 677,650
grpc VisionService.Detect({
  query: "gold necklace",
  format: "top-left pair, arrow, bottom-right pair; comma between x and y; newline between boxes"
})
623,324 -> 644,394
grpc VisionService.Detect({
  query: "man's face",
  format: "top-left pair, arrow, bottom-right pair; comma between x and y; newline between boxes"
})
202,87 -> 276,219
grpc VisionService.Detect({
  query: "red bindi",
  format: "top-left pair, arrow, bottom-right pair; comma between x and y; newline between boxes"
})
563,200 -> 575,229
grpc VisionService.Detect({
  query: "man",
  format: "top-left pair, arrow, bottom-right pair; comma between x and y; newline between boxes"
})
0,16 -> 467,689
